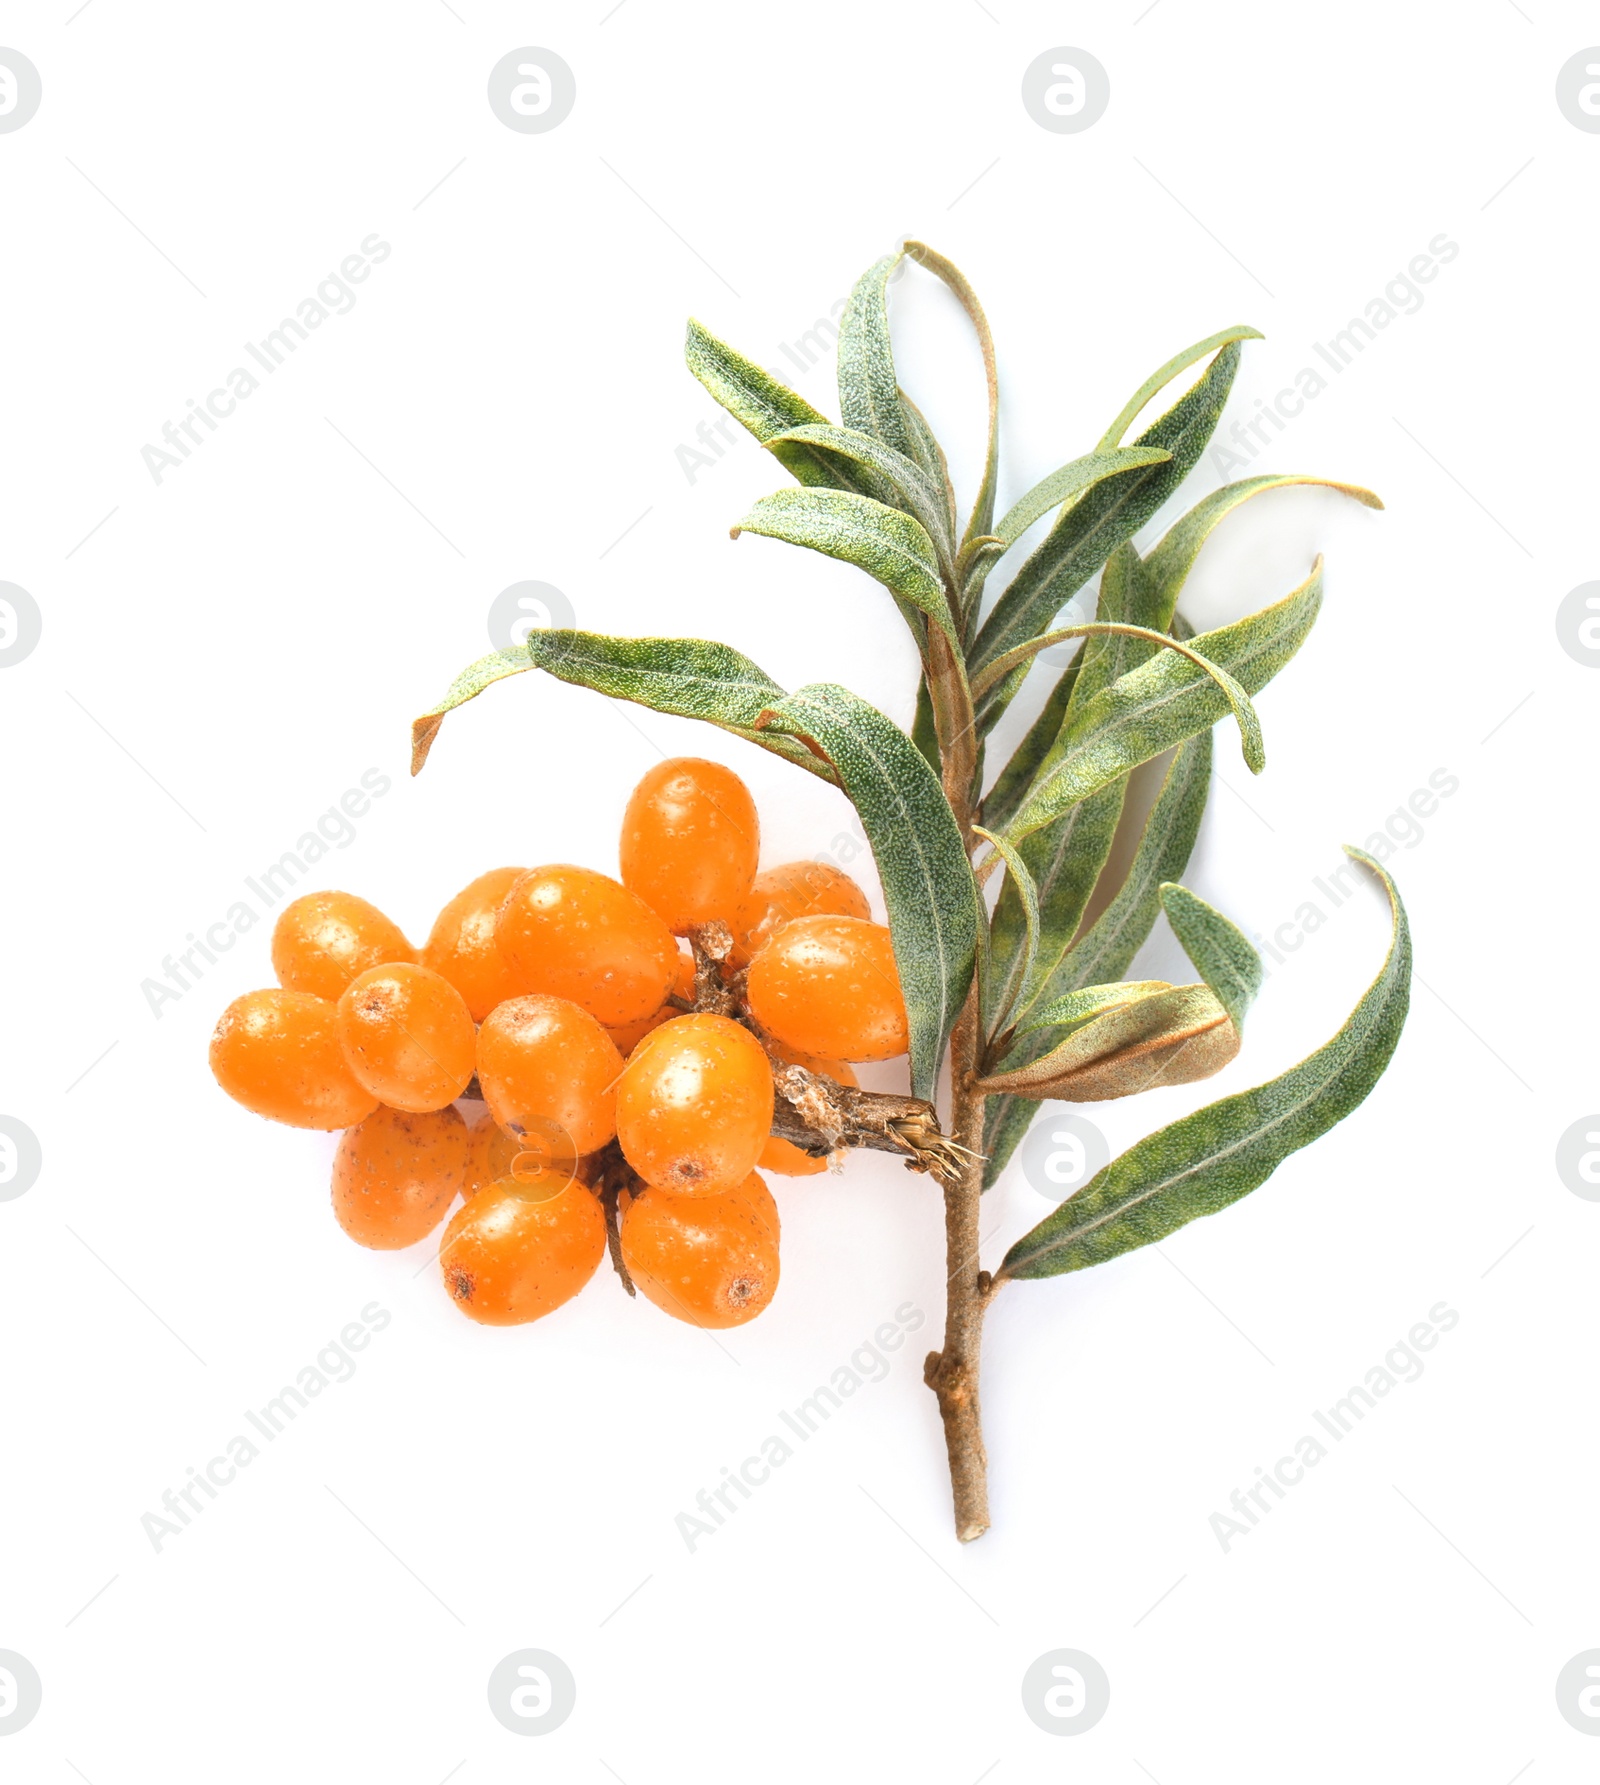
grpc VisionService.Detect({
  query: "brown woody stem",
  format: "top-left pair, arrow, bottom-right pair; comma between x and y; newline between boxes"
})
922,992 -> 995,1541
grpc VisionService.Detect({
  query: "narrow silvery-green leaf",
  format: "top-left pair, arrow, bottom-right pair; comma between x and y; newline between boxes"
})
837,253 -> 915,460
410,631 -> 833,782
971,341 -> 1247,725
1001,560 -> 1320,849
1018,980 -> 1174,1039
684,318 -> 877,499
732,487 -> 957,648
981,983 -> 1232,1098
899,389 -> 959,544
970,623 -> 1264,779
905,242 -> 999,549
998,850 -> 1410,1278
911,677 -> 941,773
1048,729 -> 1213,995
1140,474 -> 1382,632
411,649 -> 537,774
983,1093 -> 1036,1191
1160,883 -> 1262,1033
980,656 -> 1081,835
983,783 -> 1123,1038
757,683 -> 981,1099
767,424 -> 953,565
1097,324 -> 1264,451
974,827 -> 1041,1039
991,447 -> 1172,548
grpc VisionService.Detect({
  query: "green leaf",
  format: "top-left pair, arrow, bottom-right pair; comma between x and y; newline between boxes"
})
983,783 -> 1123,1039
684,318 -> 877,498
837,253 -> 915,461
973,827 -> 1041,1038
1139,474 -> 1382,632
1097,324 -> 1264,451
971,339 -> 1248,728
911,677 -> 941,773
767,424 -> 954,565
970,624 -> 1265,778
982,1093 -> 1037,1191
410,632 -> 834,782
980,654 -> 1081,835
1047,729 -> 1213,994
732,487 -> 957,649
1160,884 -> 1262,1034
1000,559 -> 1321,849
991,447 -> 1172,548
905,241 -> 999,549
1018,980 -> 1174,1038
756,684 -> 981,1099
899,389 -> 959,544
998,850 -> 1410,1280
980,983 -> 1235,1100
411,649 -> 538,774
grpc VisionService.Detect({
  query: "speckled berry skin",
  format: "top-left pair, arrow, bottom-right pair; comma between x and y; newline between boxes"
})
332,1105 -> 468,1249
746,915 -> 908,1061
616,1013 -> 774,1195
210,988 -> 379,1130
621,1172 -> 780,1328
439,1175 -> 606,1325
619,757 -> 760,935
496,863 -> 679,1027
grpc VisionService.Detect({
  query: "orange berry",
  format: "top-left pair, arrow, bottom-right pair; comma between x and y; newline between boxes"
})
746,915 -> 908,1062
270,891 -> 414,1002
462,1110 -> 522,1203
210,988 -> 379,1130
439,1174 -> 605,1325
496,864 -> 678,1027
616,1013 -> 773,1194
335,962 -> 476,1112
732,860 -> 871,966
619,757 -> 760,935
475,994 -> 621,1158
620,1171 -> 780,1328
604,943 -> 695,1054
332,1105 -> 468,1249
420,867 -> 527,1021
758,1041 -> 858,1177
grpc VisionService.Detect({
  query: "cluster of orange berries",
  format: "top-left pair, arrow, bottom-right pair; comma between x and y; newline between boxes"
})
209,759 -> 909,1331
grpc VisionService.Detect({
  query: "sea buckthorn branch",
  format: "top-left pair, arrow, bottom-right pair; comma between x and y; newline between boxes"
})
681,925 -> 966,1180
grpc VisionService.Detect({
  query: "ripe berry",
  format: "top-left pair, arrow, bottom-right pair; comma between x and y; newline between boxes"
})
497,863 -> 679,1027
271,891 -> 414,1002
758,1041 -> 858,1177
619,757 -> 760,934
620,1171 -> 780,1328
335,962 -> 476,1112
462,1110 -> 521,1203
332,1105 -> 468,1249
210,988 -> 379,1130
439,1174 -> 605,1325
604,943 -> 695,1055
420,866 -> 527,1021
616,1013 -> 774,1194
746,914 -> 908,1061
475,994 -> 621,1158
733,859 -> 871,965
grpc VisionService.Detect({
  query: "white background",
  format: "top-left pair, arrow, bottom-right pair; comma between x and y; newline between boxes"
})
0,3 -> 1593,1778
